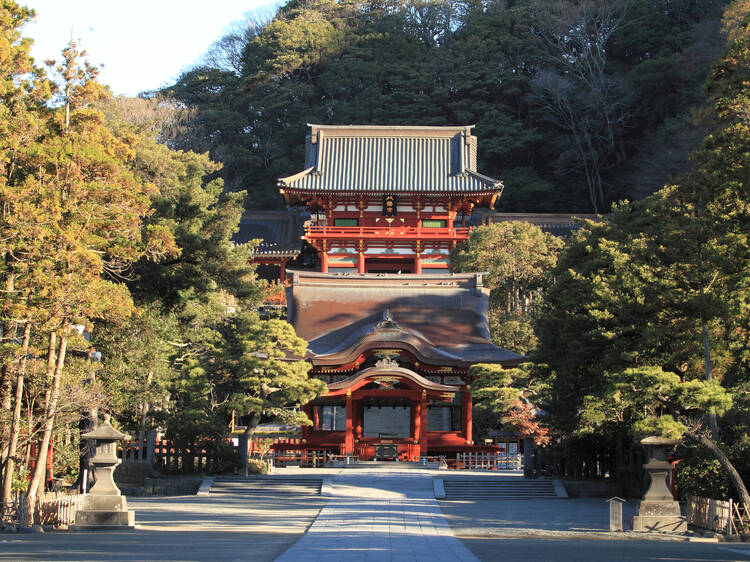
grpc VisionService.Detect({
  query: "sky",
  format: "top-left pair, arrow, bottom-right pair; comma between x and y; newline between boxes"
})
22,0 -> 277,97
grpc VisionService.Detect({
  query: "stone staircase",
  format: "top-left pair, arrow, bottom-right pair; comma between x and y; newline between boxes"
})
209,476 -> 323,495
441,477 -> 566,500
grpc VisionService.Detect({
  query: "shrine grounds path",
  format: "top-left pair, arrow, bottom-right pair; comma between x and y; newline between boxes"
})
1,466 -> 748,561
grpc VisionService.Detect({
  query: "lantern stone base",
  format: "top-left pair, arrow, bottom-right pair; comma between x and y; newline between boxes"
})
632,501 -> 687,532
70,494 -> 135,530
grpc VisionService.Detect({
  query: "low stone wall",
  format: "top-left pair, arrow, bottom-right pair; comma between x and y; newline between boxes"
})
141,477 -> 202,496
114,462 -> 201,496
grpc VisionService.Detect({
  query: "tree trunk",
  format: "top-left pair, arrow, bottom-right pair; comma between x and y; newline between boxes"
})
22,396 -> 35,473
24,334 -> 67,526
41,332 -> 56,416
701,317 -> 719,440
2,323 -> 31,507
138,370 -> 153,460
684,429 -> 750,507
241,411 -> 262,476
0,365 -> 12,467
79,361 -> 98,489
0,272 -> 17,466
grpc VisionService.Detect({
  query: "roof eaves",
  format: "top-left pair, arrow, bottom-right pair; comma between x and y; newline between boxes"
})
465,169 -> 503,189
278,167 -> 316,186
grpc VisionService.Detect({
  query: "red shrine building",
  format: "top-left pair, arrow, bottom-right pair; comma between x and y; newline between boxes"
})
279,125 -> 501,274
273,124 -> 524,461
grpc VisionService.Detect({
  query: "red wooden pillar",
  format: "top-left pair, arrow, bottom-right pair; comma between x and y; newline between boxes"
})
462,387 -> 473,444
312,405 -> 320,430
419,390 -> 428,453
280,259 -> 288,283
358,251 -> 365,274
354,400 -> 363,439
301,404 -> 312,442
413,399 -> 422,444
414,253 -> 422,274
410,400 -> 416,439
321,251 -> 329,273
344,391 -> 354,454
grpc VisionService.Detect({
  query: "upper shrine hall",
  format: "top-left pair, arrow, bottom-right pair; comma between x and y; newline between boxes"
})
278,124 -> 502,274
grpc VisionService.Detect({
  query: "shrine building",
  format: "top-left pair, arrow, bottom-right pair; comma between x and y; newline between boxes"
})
279,124 -> 501,274
274,124 -> 524,462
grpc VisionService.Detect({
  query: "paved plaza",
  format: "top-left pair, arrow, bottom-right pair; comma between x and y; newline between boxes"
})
276,467 -> 478,562
0,466 -> 748,561
0,492 -> 325,561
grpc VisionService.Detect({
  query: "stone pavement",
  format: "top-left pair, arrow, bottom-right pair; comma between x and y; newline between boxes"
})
275,467 -> 478,562
440,496 -> 639,538
1,466 -> 743,561
0,492 -> 325,561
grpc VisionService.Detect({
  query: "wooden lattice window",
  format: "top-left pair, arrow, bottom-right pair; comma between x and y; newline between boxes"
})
422,219 -> 447,228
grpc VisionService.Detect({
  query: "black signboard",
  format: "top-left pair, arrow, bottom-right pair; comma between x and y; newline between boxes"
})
383,194 -> 397,216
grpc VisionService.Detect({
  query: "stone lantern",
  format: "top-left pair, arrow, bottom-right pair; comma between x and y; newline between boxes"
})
71,414 -> 135,529
631,436 -> 686,532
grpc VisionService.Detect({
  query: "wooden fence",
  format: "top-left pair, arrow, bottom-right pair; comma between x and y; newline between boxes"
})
121,433 -> 239,474
1,490 -> 83,527
455,452 -> 522,470
120,431 -> 157,464
121,434 -> 525,472
687,496 -> 749,536
35,491 -> 83,526
253,449 -> 330,468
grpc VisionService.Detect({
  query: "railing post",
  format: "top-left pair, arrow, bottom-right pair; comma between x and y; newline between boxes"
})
727,498 -> 733,537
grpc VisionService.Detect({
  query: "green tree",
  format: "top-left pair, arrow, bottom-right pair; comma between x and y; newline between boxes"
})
0,32 -> 177,517
0,0 -> 51,509
93,97 -> 267,450
94,308 -> 177,443
534,0 -> 750,503
205,311 -> 325,473
579,366 -> 748,505
470,362 -> 550,446
451,221 -> 563,354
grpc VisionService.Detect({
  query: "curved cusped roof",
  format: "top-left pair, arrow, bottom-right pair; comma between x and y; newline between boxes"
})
286,271 -> 525,368
325,363 -> 460,395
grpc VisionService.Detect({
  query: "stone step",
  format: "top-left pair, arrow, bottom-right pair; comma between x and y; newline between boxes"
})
442,479 -> 563,500
210,477 -> 322,495
339,461 -> 437,469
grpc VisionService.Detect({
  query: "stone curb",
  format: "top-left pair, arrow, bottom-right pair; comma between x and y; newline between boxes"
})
552,479 -> 569,498
455,527 -> 718,543
321,477 -> 333,496
434,478 -> 446,499
196,477 -> 214,496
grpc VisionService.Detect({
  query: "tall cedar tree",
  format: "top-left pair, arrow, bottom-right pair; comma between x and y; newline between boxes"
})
0,29 -> 172,516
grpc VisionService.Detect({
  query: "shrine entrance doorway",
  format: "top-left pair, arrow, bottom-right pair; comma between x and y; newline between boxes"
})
301,362 -> 472,461
362,400 -> 411,439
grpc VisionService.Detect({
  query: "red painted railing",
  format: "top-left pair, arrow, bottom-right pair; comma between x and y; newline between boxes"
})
304,225 -> 471,241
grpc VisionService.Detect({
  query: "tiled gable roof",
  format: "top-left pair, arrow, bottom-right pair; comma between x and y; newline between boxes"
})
279,125 -> 502,194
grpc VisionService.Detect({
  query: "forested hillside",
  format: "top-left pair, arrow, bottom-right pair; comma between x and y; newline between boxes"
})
162,0 -> 728,213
